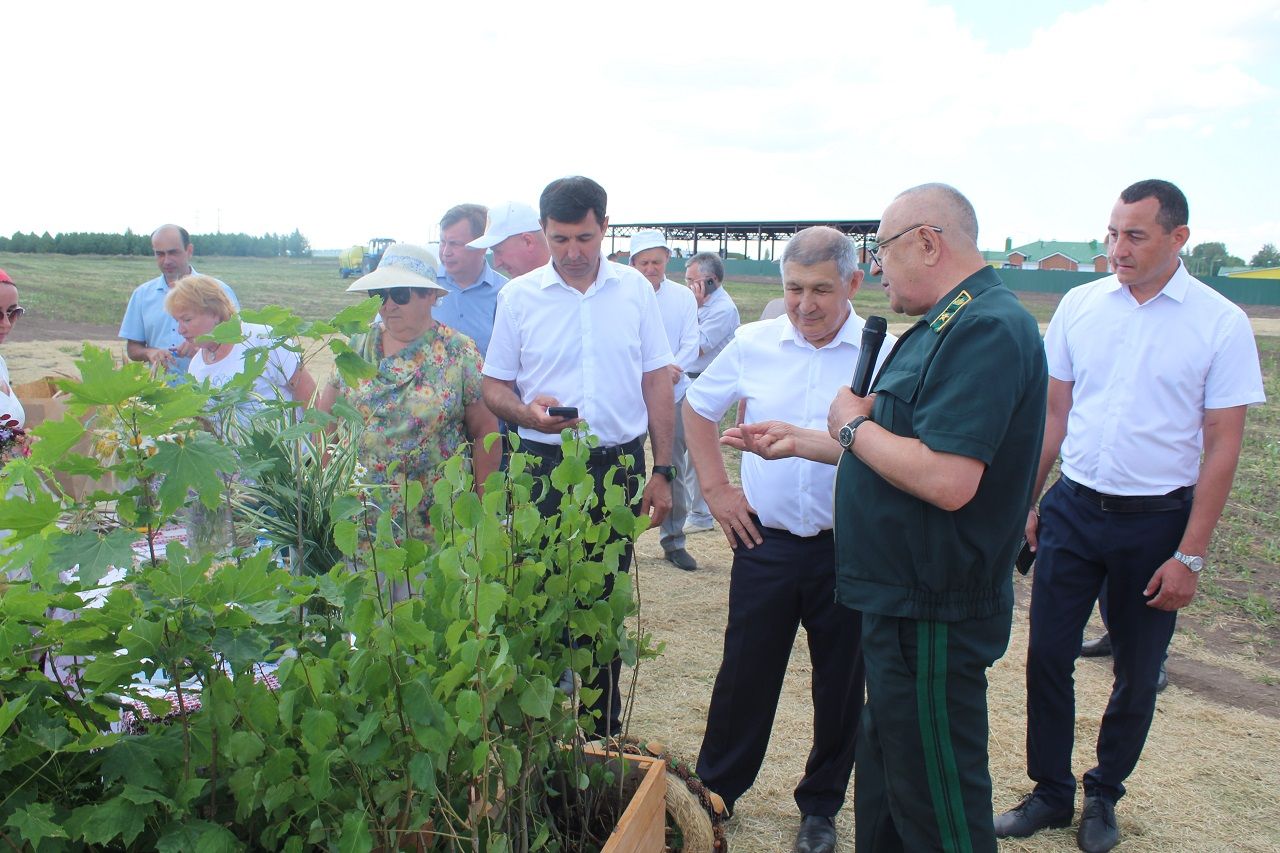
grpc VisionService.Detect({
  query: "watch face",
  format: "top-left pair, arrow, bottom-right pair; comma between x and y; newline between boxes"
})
839,425 -> 854,448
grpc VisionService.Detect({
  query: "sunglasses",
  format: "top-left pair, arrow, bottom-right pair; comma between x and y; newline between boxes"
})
1,306 -> 25,322
369,287 -> 415,305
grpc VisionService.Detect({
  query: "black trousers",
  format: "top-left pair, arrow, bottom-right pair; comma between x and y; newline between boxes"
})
1026,478 -> 1191,806
696,523 -> 864,817
524,437 -> 644,738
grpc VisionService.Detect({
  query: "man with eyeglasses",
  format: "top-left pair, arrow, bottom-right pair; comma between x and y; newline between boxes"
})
481,175 -> 675,737
119,224 -> 239,377
433,203 -> 508,356
678,252 -> 740,536
795,183 -> 1045,852
994,180 -> 1265,853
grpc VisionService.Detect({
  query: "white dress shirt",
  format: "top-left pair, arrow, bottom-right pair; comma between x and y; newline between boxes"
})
689,286 -> 741,375
654,278 -> 700,400
483,254 -> 674,446
686,307 -> 894,537
1045,261 -> 1265,494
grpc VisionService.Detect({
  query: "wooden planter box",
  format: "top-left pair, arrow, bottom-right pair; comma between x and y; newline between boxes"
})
584,746 -> 668,853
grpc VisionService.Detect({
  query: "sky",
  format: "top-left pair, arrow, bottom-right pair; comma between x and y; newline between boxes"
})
5,0 -> 1279,259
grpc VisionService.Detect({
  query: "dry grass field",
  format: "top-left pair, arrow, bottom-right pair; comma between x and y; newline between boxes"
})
5,252 -> 1279,850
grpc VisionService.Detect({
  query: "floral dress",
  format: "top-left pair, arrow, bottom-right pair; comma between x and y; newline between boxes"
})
337,323 -> 484,540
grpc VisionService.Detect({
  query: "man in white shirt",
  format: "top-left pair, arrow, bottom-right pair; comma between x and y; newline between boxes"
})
684,226 -> 890,853
682,252 -> 741,533
995,180 -> 1266,853
481,176 -> 675,737
629,230 -> 701,570
466,201 -> 552,279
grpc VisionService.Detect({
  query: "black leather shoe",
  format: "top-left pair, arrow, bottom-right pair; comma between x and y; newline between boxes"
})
994,793 -> 1072,838
793,815 -> 836,853
1156,659 -> 1168,693
664,548 -> 698,571
1080,633 -> 1113,657
1077,795 -> 1119,852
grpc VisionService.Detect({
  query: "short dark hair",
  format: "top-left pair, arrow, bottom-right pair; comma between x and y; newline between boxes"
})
540,176 -> 607,226
152,224 -> 191,248
1119,179 -> 1188,232
686,252 -> 725,293
440,204 -> 488,240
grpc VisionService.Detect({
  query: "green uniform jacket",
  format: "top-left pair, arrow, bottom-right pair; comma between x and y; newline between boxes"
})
834,267 -> 1047,622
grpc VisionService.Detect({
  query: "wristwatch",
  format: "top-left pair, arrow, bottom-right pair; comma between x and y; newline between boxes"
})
652,465 -> 677,482
1173,550 -> 1205,573
838,416 -> 870,451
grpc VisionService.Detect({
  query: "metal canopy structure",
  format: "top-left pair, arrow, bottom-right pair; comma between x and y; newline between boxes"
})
607,218 -> 880,260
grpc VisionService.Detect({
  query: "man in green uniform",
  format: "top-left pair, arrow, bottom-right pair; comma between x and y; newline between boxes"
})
721,184 -> 1046,850
830,184 -> 1046,851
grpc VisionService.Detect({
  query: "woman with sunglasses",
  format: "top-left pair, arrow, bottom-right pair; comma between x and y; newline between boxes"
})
0,269 -> 27,442
319,243 -> 499,543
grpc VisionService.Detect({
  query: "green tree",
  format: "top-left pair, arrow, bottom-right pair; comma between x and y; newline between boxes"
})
1249,243 -> 1280,268
1187,242 -> 1244,276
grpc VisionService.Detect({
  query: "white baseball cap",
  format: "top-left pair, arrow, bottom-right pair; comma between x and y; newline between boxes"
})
467,201 -> 542,249
629,229 -> 670,257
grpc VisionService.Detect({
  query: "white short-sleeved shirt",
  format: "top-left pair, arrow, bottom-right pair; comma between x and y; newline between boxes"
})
686,308 -> 894,537
186,323 -> 301,419
0,355 -> 24,428
653,278 -> 699,400
689,286 -> 741,375
1045,262 -> 1265,494
482,255 -> 674,446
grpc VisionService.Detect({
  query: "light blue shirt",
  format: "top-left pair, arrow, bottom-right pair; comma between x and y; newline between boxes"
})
433,262 -> 507,356
118,268 -> 240,375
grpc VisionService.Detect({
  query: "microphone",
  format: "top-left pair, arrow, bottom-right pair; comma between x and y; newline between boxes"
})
851,315 -> 888,396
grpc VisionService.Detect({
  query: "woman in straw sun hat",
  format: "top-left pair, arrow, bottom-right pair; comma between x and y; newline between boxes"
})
319,243 -> 499,542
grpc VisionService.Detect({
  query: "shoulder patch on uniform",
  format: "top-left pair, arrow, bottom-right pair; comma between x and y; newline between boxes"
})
930,290 -> 972,333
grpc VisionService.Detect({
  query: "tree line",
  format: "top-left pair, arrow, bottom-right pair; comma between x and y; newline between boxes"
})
1184,242 -> 1279,277
0,228 -> 311,258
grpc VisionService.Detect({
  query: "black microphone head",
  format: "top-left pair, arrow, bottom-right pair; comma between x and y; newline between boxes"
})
865,315 -> 888,334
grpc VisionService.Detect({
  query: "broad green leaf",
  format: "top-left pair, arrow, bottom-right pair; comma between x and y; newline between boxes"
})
408,752 -> 436,790
214,627 -> 269,672
518,676 -> 555,719
62,345 -> 154,405
334,350 -> 378,386
225,731 -> 266,766
28,412 -> 87,464
475,581 -> 507,630
333,519 -> 357,557
51,528 -> 136,587
156,819 -> 239,853
206,316 -> 245,344
145,432 -> 239,513
338,810 -> 374,853
0,490 -> 61,538
70,796 -> 149,846
0,692 -> 30,734
120,784 -> 175,807
301,707 -> 338,753
4,801 -> 67,845
455,689 -> 482,726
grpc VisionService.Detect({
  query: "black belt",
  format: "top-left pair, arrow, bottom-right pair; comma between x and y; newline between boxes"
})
521,435 -> 644,463
1061,476 -> 1193,513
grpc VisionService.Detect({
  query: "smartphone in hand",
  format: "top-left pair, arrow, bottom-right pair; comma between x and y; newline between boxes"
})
547,406 -> 578,419
1015,539 -> 1035,575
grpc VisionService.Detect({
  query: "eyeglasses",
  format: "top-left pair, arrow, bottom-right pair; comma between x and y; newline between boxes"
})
370,287 -> 414,305
868,224 -> 944,267
1,306 -> 25,323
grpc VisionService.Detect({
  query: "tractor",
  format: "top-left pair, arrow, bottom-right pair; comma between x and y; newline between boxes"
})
339,237 -> 396,278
